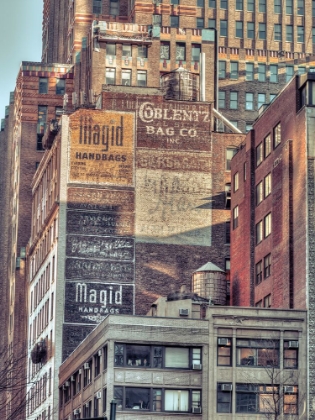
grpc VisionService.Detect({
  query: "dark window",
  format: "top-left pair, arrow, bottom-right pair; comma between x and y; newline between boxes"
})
230,62 -> 238,79
110,0 -> 119,15
94,352 -> 101,377
170,15 -> 179,27
94,395 -> 100,417
236,384 -> 279,413
264,254 -> 271,278
256,260 -> 263,284
37,106 -> 47,151
220,20 -> 227,36
217,338 -> 232,366
225,221 -> 231,243
83,400 -> 92,417
160,42 -> 170,60
93,0 -> 102,14
171,0 -> 179,3
217,383 -> 232,413
313,28 -> 315,43
236,339 -> 279,367
103,345 -> 108,370
284,341 -> 298,368
39,78 -> 48,94
103,388 -> 107,412
219,61 -> 226,78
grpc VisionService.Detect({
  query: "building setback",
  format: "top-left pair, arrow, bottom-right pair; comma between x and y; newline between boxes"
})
230,72 -> 315,417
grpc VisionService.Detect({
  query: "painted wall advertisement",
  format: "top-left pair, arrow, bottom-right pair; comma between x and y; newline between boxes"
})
68,109 -> 134,185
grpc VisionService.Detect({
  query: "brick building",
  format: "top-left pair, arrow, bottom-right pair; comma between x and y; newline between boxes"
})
230,72 -> 315,417
26,86 -> 243,418
58,302 -> 307,420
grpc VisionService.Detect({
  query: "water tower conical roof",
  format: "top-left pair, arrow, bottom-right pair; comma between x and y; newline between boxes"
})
194,262 -> 225,273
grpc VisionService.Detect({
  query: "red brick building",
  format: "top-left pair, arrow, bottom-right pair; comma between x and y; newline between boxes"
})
230,72 -> 315,417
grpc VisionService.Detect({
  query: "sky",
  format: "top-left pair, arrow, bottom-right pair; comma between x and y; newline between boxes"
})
0,0 -> 42,120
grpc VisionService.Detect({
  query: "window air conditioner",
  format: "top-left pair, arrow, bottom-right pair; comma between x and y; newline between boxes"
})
288,341 -> 299,348
71,375 -> 75,382
179,308 -> 189,316
218,338 -> 230,346
192,363 -> 202,370
284,386 -> 294,393
64,381 -> 70,387
85,402 -> 90,408
73,408 -> 80,415
221,384 -> 233,392
192,406 -> 202,413
83,363 -> 90,369
98,349 -> 102,356
96,391 -> 102,399
78,369 -> 82,374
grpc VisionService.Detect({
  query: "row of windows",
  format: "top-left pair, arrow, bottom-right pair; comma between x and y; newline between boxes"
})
93,0 -> 118,15
218,338 -> 299,369
39,78 -> 65,95
256,253 -> 271,284
219,91 -> 277,111
256,212 -> 272,244
256,123 -> 281,167
30,295 -> 53,346
209,0 -> 304,14
217,383 -> 298,414
28,372 -> 52,415
106,68 -> 147,86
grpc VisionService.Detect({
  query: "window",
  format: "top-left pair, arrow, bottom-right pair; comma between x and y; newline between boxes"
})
264,135 -> 271,157
247,0 -> 255,10
234,172 -> 239,191
197,18 -> 204,28
226,147 -> 237,170
226,221 -> 231,243
258,63 -> 266,81
230,92 -> 238,109
264,294 -> 271,307
247,22 -> 254,38
236,384 -> 279,413
259,23 -> 266,39
160,42 -> 170,60
246,124 -> 252,132
246,92 -> 254,110
259,0 -> 266,12
246,63 -> 254,80
256,181 -> 263,205
256,300 -> 262,307
192,44 -> 201,62
285,65 -> 294,83
286,0 -> 293,13
270,94 -> 277,102
93,0 -> 102,14
137,71 -> 147,87
236,0 -> 243,8
209,0 -> 216,7
220,20 -> 227,36
270,65 -> 278,83
256,260 -> 263,284
274,0 -> 281,12
286,25 -> 293,42
297,26 -> 304,42
83,360 -> 92,387
219,61 -> 226,79
197,0 -> 204,5
274,122 -> 281,147
297,0 -> 304,14
170,15 -> 179,27
114,386 -> 200,412
219,91 -> 226,109
114,344 -> 201,369
256,220 -> 263,244
83,400 -> 92,418
122,44 -> 131,57
153,14 -> 162,26
233,206 -> 239,229
110,0 -> 119,15
208,18 -> 216,27
230,62 -> 239,79
103,388 -> 107,412
94,395 -> 100,417
138,45 -> 148,58
74,370 -> 81,395
106,43 -> 116,56
274,24 -> 281,41
106,68 -> 116,84
39,78 -> 48,94
284,386 -> 298,414
264,173 -> 271,197
258,93 -> 266,109
225,183 -> 231,208
56,78 -> 65,95
264,254 -> 271,278
171,0 -> 179,3
94,352 -> 101,377
236,339 -> 279,367
284,342 -> 298,368
236,21 -> 243,37
217,338 -> 232,365
217,383 -> 232,412
220,0 -> 228,7
298,66 -> 306,75
122,69 -> 131,86
37,106 -> 47,151
264,213 -> 271,237
176,43 -> 186,61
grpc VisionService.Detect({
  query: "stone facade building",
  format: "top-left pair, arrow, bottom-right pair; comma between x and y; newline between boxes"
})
58,302 -> 307,420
